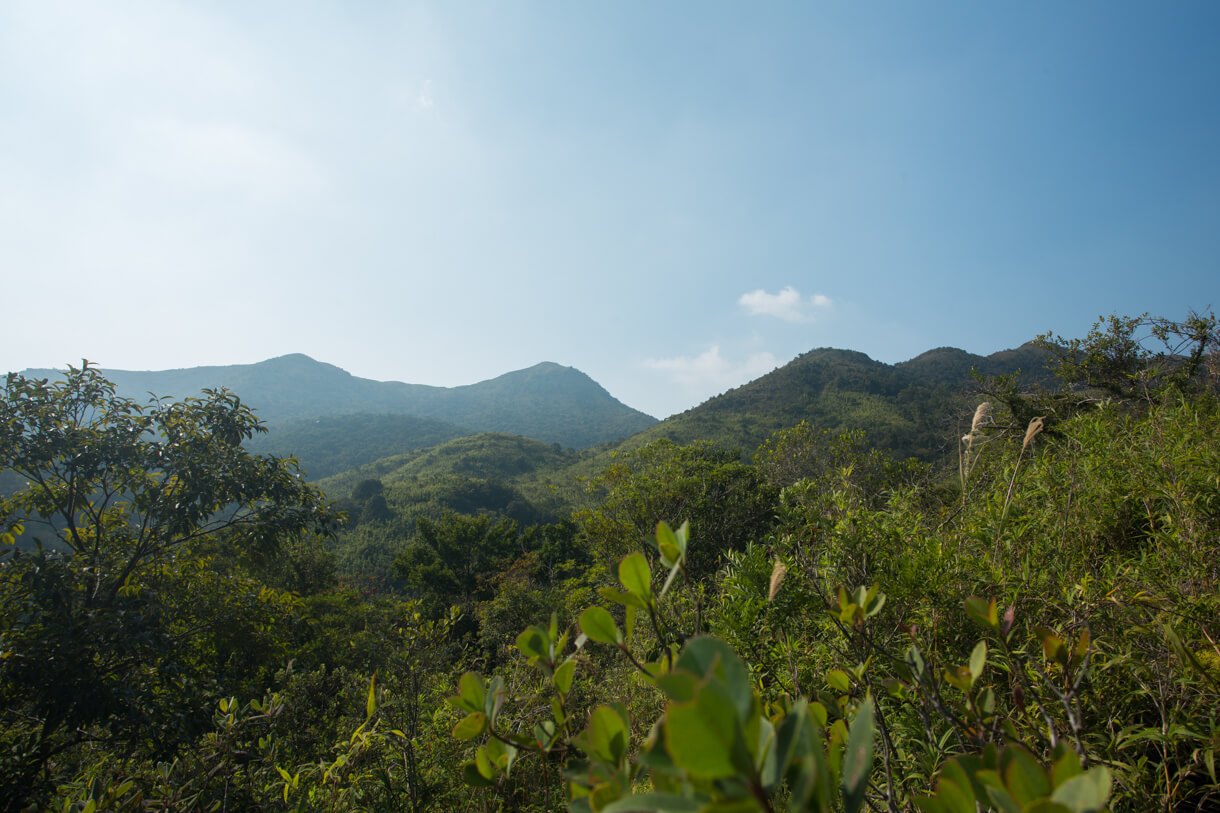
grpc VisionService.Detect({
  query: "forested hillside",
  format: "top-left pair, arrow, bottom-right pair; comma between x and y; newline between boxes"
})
625,342 -> 1055,462
19,355 -> 658,452
2,313 -> 1218,811
245,413 -> 473,481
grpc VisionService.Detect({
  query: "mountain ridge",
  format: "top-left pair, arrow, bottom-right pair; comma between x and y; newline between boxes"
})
15,341 -> 1053,485
18,355 -> 658,451
603,341 -> 1055,463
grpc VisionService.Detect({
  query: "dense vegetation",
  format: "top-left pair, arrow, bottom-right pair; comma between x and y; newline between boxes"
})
2,313 -> 1217,811
245,413 -> 473,481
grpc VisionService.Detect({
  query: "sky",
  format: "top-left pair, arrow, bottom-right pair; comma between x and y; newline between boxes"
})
2,2 -> 1218,419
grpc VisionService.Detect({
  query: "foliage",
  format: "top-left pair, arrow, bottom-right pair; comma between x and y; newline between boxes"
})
449,524 -> 1116,812
577,439 -> 777,580
396,513 -> 528,609
0,364 -> 339,808
246,412 -> 470,481
1037,310 -> 1218,404
5,312 -> 1218,811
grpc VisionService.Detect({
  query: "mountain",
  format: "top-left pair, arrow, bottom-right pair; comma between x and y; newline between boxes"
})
18,355 -> 658,452
603,342 -> 1055,463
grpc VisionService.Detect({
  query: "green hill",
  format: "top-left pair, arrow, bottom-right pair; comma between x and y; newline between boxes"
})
608,342 -> 1054,463
19,357 -> 659,467
312,341 -> 1055,530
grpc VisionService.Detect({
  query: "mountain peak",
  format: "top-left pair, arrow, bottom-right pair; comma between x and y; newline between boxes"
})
19,355 -> 656,449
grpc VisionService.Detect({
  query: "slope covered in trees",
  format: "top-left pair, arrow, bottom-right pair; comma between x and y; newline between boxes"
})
624,342 -> 1055,462
3,312 -> 1217,811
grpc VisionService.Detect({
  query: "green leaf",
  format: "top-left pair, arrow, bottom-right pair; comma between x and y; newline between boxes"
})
664,687 -> 740,779
969,640 -> 987,686
1072,628 -> 1091,667
619,552 -> 652,602
674,521 -> 689,550
452,712 -> 486,741
475,745 -> 496,779
582,705 -> 631,764
864,590 -> 886,617
751,714 -> 777,785
486,735 -> 518,773
1050,742 -> 1083,788
826,670 -> 851,693
1025,803 -> 1073,813
553,658 -> 576,696
462,762 -> 496,787
1001,744 -> 1052,806
840,697 -> 874,813
1037,627 -> 1068,668
983,785 -> 1024,813
964,596 -> 999,629
1050,767 -> 1111,813
601,793 -> 707,812
580,606 -> 621,645
516,626 -> 548,660
655,521 -> 679,553
657,539 -> 681,568
699,801 -> 763,812
944,665 -> 972,692
939,757 -> 980,810
659,561 -> 682,600
930,777 -> 975,813
485,676 -> 506,722
774,700 -> 831,808
600,587 -> 646,609
674,637 -> 753,720
533,720 -> 557,749
456,672 -> 485,713
365,673 -> 377,719
656,670 -> 701,703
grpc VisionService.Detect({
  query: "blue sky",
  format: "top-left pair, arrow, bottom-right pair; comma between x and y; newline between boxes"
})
2,2 -> 1217,419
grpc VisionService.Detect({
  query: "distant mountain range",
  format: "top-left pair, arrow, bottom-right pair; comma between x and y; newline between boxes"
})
18,354 -> 658,451
16,342 -> 1055,485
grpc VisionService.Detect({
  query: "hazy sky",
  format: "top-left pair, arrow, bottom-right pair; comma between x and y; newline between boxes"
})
3,2 -> 1218,418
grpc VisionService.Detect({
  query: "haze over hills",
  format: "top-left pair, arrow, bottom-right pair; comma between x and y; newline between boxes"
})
18,355 -> 659,451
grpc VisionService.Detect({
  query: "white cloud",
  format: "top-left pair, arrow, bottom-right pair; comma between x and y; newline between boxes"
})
739,286 -> 833,322
644,346 -> 778,410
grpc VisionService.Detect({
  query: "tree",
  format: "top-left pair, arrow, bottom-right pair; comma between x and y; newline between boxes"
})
395,512 -> 522,609
577,439 -> 777,580
1037,310 -> 1219,406
0,363 -> 339,807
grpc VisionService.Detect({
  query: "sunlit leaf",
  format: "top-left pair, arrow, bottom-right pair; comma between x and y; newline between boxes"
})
452,712 -> 486,741
580,606 -> 621,645
619,552 -> 652,602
